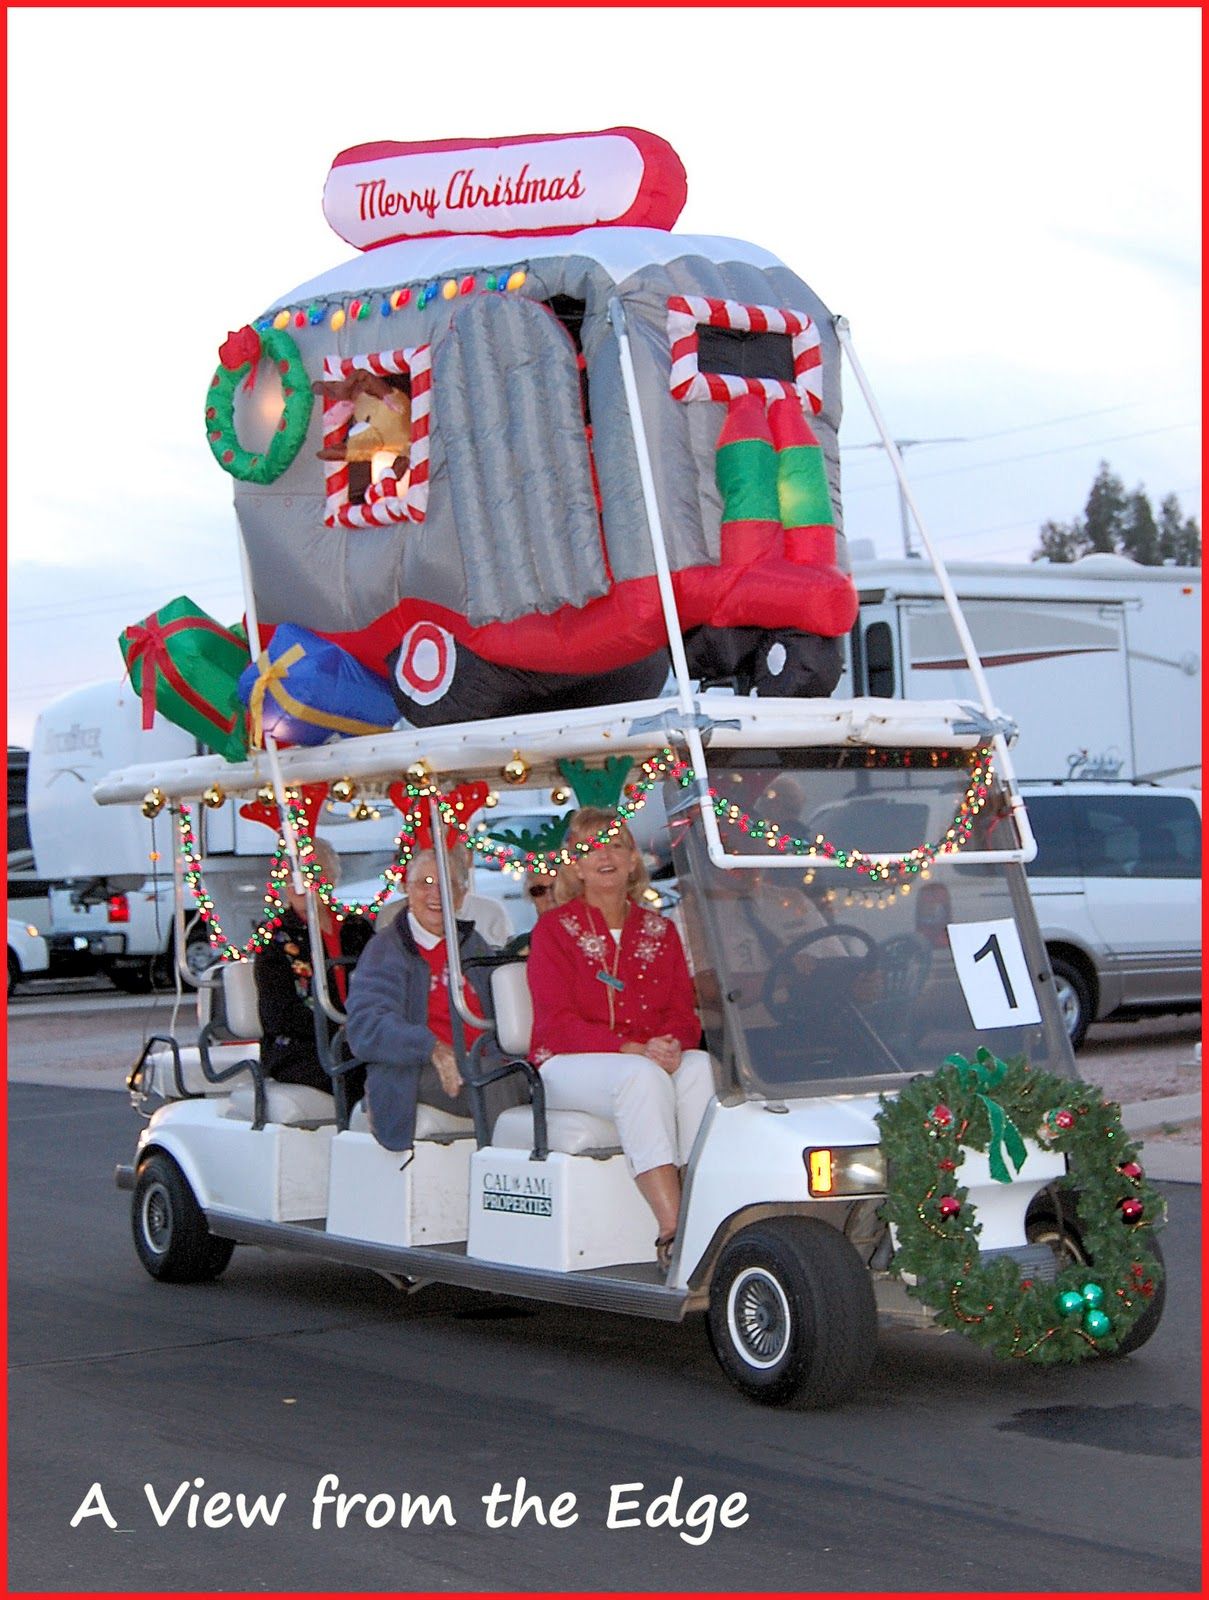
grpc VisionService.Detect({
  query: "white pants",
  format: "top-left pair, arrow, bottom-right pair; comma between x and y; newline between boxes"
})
538,1049 -> 714,1176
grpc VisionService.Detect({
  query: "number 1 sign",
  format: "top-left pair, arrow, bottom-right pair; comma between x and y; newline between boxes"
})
947,919 -> 1042,1029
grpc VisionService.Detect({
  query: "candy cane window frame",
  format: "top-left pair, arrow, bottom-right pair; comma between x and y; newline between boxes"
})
666,296 -> 823,414
321,346 -> 431,527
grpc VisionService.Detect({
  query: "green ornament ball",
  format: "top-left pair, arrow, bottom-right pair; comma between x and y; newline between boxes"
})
1083,1308 -> 1112,1338
1080,1282 -> 1106,1309
1056,1289 -> 1084,1317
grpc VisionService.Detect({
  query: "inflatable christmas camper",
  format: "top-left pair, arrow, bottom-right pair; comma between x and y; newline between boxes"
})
192,128 -> 858,742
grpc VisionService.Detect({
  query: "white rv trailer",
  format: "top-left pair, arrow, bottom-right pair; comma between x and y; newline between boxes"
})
840,553 -> 1201,786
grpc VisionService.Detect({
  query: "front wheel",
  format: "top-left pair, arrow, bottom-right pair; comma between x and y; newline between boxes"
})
1027,1200 -> 1166,1356
132,1152 -> 235,1282
706,1218 -> 877,1407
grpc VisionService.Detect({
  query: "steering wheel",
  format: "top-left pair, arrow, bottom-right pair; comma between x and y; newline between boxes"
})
761,924 -> 879,1025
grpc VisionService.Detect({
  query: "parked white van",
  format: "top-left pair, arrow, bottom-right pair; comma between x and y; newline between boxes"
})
1022,781 -> 1202,1047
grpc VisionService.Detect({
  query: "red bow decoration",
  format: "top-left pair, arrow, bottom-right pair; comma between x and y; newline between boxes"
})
388,781 -> 489,850
219,325 -> 262,394
238,782 -> 329,837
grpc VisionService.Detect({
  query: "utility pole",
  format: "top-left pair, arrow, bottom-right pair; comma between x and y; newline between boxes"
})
844,435 -> 968,559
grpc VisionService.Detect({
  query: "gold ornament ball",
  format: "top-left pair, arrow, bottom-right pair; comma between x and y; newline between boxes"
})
484,791 -> 500,809
502,753 -> 529,784
331,776 -> 358,802
141,788 -> 166,819
551,786 -> 572,805
202,784 -> 226,809
406,760 -> 431,783
256,783 -> 277,805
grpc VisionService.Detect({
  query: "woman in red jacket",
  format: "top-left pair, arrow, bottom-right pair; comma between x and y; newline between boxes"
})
526,808 -> 714,1269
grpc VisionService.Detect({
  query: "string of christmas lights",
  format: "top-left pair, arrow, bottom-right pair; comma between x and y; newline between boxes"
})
254,267 -> 530,335
178,746 -> 995,958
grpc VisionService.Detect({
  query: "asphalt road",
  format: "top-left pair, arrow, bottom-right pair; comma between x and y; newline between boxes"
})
6,1082 -> 1201,1594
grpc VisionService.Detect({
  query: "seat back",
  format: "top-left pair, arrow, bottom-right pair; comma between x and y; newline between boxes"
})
222,959 -> 263,1041
491,962 -> 532,1058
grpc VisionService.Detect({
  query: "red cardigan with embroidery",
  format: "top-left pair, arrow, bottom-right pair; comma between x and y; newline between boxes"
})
526,899 -> 701,1064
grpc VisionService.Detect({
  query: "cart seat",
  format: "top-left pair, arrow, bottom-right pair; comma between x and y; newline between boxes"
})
226,1082 -> 337,1127
488,963 -> 623,1156
491,1104 -> 622,1157
348,1100 -> 474,1140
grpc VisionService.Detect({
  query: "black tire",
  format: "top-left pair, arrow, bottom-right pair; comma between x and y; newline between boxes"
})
1027,1200 -> 1166,1356
111,961 -> 154,995
706,1218 -> 877,1407
7,951 -> 18,998
131,1152 -> 235,1283
1048,954 -> 1093,1050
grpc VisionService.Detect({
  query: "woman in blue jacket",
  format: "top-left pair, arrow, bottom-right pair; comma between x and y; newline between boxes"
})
345,848 -> 513,1151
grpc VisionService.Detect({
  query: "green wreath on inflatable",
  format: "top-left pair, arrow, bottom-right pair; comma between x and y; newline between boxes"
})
205,325 -> 313,484
876,1050 -> 1165,1363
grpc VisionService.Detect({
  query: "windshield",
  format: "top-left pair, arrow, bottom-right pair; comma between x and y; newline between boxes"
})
669,748 -> 1076,1100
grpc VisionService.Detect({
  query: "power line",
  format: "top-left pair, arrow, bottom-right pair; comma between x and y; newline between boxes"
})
841,421 -> 1197,496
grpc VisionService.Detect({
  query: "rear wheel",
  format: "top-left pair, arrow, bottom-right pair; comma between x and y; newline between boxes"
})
7,952 -> 18,997
706,1218 -> 877,1407
132,1152 -> 235,1282
1049,954 -> 1093,1050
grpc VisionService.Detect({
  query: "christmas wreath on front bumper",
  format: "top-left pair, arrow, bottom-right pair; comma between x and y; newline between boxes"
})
875,1050 -> 1164,1363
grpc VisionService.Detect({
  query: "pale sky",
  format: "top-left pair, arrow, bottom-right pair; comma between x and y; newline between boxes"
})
7,5 -> 1201,746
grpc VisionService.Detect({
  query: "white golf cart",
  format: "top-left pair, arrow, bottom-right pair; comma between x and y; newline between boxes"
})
106,682 -> 1165,1409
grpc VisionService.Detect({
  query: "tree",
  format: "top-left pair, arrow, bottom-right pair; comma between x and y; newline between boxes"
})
1032,517 -> 1087,564
1121,489 -> 1159,566
1158,493 -> 1202,566
1032,464 -> 1201,566
1082,461 -> 1128,554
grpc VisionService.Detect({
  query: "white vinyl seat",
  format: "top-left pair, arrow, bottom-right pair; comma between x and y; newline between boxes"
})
489,962 -> 623,1156
226,1081 -> 337,1126
349,1099 -> 474,1139
217,960 -> 337,1126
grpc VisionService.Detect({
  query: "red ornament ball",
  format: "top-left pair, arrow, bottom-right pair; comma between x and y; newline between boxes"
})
1054,1109 -> 1076,1129
938,1195 -> 962,1218
938,1158 -> 957,1172
931,1104 -> 954,1127
1119,1197 -> 1145,1223
1118,1161 -> 1144,1181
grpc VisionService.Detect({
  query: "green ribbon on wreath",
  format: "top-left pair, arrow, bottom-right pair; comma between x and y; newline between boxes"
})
945,1049 -> 1028,1183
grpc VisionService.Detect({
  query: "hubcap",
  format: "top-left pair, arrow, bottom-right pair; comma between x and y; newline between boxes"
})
727,1267 -> 792,1369
1053,975 -> 1082,1037
141,1181 -> 172,1255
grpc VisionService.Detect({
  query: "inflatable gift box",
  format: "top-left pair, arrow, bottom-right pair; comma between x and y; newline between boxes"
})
239,624 -> 400,748
119,595 -> 250,763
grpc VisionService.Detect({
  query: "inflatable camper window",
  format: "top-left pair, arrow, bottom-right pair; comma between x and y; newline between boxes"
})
317,345 -> 431,528
666,295 -> 823,414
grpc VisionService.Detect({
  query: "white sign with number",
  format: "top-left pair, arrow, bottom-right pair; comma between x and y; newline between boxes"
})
947,919 -> 1041,1029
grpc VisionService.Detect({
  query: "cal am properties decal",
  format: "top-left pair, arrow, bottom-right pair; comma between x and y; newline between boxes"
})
482,1170 -> 553,1217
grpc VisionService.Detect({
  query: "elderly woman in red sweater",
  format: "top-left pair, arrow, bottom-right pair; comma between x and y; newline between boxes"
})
526,807 -> 714,1269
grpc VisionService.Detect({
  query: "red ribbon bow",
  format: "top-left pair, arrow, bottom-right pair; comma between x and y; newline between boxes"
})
219,325 -> 262,394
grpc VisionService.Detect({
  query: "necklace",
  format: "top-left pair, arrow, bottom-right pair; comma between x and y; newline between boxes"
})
585,902 -> 626,1029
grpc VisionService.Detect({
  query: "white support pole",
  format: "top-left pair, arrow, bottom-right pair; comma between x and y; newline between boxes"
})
834,317 -> 1036,860
234,525 -> 305,892
608,298 -> 739,870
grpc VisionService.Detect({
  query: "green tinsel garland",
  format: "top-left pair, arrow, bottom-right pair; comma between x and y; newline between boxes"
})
876,1052 -> 1165,1363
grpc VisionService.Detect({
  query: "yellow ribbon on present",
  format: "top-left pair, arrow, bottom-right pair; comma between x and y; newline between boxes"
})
247,643 -> 393,746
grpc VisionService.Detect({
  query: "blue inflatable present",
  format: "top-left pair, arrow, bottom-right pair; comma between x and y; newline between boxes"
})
239,624 -> 398,747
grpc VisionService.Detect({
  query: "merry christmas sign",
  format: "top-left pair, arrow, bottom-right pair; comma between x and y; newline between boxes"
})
322,128 -> 687,249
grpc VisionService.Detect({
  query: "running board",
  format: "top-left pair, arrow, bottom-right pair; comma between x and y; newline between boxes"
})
206,1210 -> 693,1321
